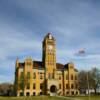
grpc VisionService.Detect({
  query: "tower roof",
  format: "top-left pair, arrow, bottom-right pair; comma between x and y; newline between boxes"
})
43,33 -> 55,41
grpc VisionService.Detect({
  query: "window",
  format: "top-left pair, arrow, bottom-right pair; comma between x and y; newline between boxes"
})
40,83 -> 43,90
71,74 -> 73,80
70,66 -> 73,69
51,73 -> 53,79
33,92 -> 36,96
26,62 -> 31,66
20,83 -> 23,90
66,74 -> 68,80
48,73 -> 53,79
33,72 -> 36,79
26,92 -> 30,96
71,84 -> 74,89
19,80 -> 24,90
59,84 -> 61,89
75,84 -> 78,89
76,91 -> 78,95
66,84 -> 69,89
27,83 -> 30,89
75,75 -> 77,80
40,92 -> 43,95
52,73 -> 54,79
20,72 -> 24,80
71,91 -> 74,95
48,73 -> 51,79
66,92 -> 69,95
40,73 -> 43,79
59,76 -> 61,80
20,92 -> 24,96
33,83 -> 36,89
27,72 -> 30,79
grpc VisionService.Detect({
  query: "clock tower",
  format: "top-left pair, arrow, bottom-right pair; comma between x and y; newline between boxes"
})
42,33 -> 56,79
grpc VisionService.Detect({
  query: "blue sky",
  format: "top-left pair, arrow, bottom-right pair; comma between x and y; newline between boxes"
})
0,0 -> 100,83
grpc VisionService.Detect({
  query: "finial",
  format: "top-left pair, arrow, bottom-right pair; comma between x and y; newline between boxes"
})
16,57 -> 19,62
48,33 -> 52,39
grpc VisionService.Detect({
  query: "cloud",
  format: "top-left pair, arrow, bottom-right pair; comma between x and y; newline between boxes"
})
0,75 -> 14,84
0,33 -> 41,60
75,48 -> 86,56
0,0 -> 100,83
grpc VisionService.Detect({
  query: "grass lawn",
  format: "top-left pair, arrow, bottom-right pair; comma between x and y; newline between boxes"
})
0,96 -> 68,100
0,96 -> 100,100
71,95 -> 100,100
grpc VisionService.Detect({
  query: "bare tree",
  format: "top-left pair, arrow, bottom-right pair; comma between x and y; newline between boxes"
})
90,67 -> 100,94
78,67 -> 100,94
0,83 -> 14,96
78,70 -> 88,94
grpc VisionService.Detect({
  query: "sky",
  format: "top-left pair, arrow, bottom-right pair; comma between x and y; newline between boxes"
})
0,0 -> 100,83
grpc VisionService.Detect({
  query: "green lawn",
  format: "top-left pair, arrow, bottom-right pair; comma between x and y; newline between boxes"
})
0,96 -> 100,100
0,96 -> 67,100
71,95 -> 100,100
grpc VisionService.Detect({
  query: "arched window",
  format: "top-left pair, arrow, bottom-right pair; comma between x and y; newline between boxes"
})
75,75 -> 77,80
59,75 -> 61,80
40,73 -> 43,79
48,73 -> 51,79
27,72 -> 30,79
27,83 -> 30,89
33,72 -> 36,79
66,84 -> 69,89
59,84 -> 61,89
75,84 -> 78,89
33,92 -> 35,96
71,84 -> 74,89
66,74 -> 68,80
71,74 -> 73,80
33,83 -> 36,89
40,83 -> 43,90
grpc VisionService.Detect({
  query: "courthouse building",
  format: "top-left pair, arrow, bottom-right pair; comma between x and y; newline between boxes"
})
14,33 -> 79,96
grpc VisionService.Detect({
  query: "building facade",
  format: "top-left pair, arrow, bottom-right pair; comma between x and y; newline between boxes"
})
14,33 -> 79,96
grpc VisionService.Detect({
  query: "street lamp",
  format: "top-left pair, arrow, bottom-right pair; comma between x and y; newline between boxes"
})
87,72 -> 90,100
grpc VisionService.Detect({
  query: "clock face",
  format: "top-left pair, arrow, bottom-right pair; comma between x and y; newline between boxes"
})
48,45 -> 53,50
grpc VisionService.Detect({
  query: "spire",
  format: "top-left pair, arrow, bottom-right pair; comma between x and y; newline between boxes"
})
46,33 -> 52,38
16,57 -> 19,68
43,33 -> 55,41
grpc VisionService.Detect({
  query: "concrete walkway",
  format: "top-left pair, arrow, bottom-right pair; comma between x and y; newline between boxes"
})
56,96 -> 82,100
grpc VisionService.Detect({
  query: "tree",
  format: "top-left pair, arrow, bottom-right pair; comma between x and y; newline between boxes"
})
91,67 -> 100,94
78,70 -> 88,94
78,67 -> 100,94
0,83 -> 14,96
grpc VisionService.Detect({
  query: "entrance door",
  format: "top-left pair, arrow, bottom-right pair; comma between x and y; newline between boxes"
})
50,85 -> 57,96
